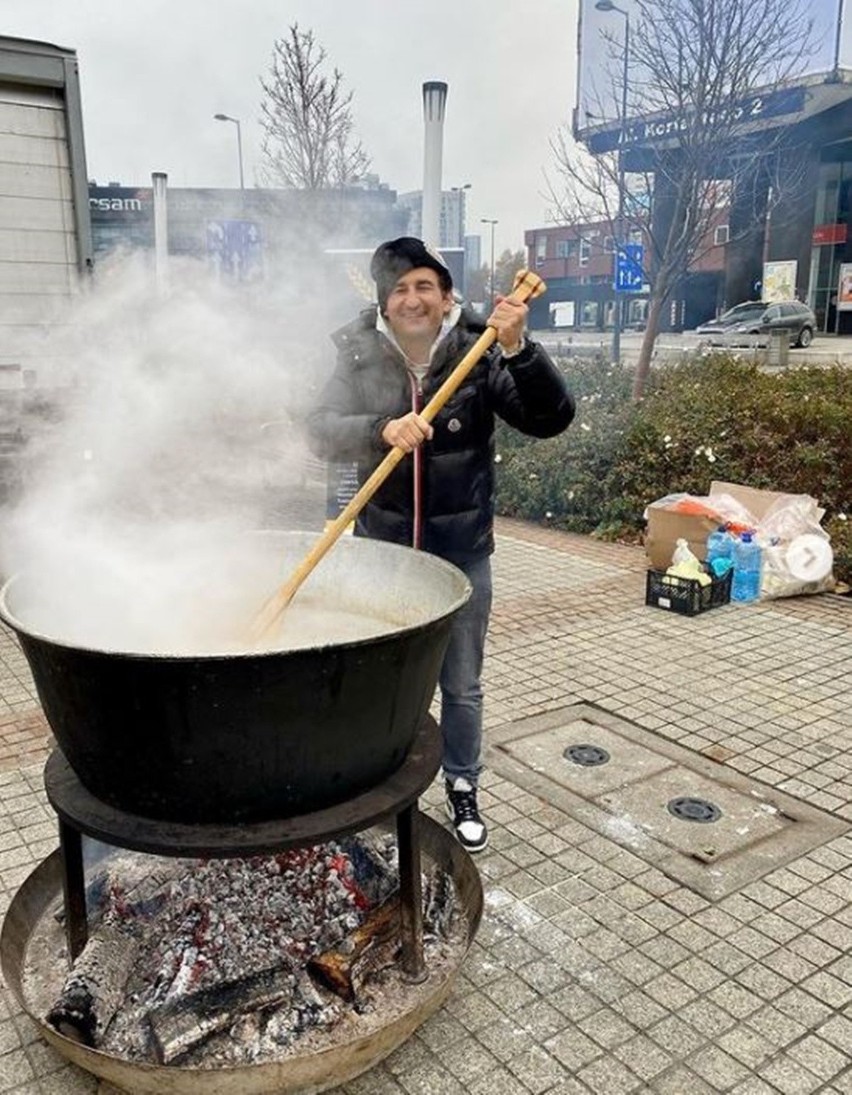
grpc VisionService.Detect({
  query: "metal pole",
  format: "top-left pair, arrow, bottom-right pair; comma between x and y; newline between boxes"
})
612,10 -> 629,364
235,119 -> 245,190
214,114 -> 244,190
490,224 -> 495,309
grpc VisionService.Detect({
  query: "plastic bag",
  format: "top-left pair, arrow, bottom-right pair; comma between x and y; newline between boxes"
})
757,497 -> 834,599
667,539 -> 711,586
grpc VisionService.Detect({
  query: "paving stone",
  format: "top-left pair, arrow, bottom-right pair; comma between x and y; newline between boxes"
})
430,1037 -> 500,1086
649,1065 -> 718,1094
613,1034 -> 672,1081
577,1007 -> 637,1050
757,1054 -> 822,1095
689,1044 -> 750,1090
396,1059 -> 468,1095
818,1014 -> 852,1055
786,1034 -> 849,1082
717,1025 -> 775,1070
444,990 -> 504,1033
545,1026 -> 604,1072
707,981 -> 763,1019
467,1067 -> 540,1095
507,1044 -> 569,1094
647,1014 -> 705,1057
576,1055 -> 641,1094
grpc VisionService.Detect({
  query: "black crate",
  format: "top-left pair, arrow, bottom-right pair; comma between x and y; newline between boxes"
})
645,568 -> 732,616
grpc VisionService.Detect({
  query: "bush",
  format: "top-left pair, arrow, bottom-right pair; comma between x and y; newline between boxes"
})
496,352 -> 852,585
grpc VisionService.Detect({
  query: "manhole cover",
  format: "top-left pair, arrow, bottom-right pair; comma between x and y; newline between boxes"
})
667,796 -> 722,823
564,744 -> 610,767
489,704 -> 850,899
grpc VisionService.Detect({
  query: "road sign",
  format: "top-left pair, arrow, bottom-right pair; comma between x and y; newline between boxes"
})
614,244 -> 644,293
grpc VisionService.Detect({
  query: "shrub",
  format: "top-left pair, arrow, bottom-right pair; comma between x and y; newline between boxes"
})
496,351 -> 852,585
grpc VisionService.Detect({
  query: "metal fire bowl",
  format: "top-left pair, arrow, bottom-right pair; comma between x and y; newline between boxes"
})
1,817 -> 483,1095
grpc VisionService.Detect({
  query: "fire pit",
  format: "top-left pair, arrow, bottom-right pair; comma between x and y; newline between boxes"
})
2,718 -> 483,1093
0,528 -> 482,1090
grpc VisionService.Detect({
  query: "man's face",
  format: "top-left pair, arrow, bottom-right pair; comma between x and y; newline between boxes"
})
383,267 -> 453,345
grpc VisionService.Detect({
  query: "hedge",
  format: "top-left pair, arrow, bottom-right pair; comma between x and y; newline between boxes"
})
495,352 -> 851,586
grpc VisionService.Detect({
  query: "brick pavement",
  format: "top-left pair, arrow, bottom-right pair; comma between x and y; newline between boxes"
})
0,520 -> 849,1094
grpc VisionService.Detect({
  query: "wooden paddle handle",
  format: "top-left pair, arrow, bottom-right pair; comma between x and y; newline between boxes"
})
249,269 -> 547,642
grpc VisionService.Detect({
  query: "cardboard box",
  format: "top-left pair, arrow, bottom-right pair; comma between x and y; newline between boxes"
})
643,482 -> 805,570
644,507 -> 718,570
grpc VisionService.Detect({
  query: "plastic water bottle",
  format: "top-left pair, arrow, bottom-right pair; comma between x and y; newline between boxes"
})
705,526 -> 734,577
731,532 -> 762,603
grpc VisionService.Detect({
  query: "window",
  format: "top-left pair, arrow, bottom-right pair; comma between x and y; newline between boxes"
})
555,239 -> 576,259
579,238 -> 591,266
603,236 -> 616,253
629,228 -> 643,246
536,237 -> 547,261
714,224 -> 730,246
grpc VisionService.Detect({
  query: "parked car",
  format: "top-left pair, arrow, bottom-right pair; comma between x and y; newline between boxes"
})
695,301 -> 816,348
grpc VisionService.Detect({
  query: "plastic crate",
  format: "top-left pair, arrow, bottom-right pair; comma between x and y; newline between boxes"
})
645,568 -> 732,616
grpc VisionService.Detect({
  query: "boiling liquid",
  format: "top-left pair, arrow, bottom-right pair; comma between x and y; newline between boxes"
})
253,599 -> 403,653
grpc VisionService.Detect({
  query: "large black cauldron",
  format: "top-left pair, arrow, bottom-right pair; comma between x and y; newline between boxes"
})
0,532 -> 470,824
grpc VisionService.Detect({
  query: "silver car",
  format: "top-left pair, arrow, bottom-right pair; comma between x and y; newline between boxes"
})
695,301 -> 816,348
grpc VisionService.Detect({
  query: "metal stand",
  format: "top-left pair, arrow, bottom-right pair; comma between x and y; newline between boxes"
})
44,716 -> 442,982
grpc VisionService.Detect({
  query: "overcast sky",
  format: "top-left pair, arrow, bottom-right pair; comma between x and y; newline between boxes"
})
6,0 -> 579,253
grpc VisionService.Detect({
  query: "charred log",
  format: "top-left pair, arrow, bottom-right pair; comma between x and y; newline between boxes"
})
47,925 -> 140,1046
148,964 -> 295,1064
306,894 -> 400,1002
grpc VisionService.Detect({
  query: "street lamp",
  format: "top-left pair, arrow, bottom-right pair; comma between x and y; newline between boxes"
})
481,218 -> 498,311
213,113 -> 244,189
595,0 -> 629,363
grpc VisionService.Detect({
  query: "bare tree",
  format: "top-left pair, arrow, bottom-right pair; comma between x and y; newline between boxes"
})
259,24 -> 370,189
551,0 -> 815,398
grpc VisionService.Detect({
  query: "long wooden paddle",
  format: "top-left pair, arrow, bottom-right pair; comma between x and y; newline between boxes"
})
249,269 -> 547,643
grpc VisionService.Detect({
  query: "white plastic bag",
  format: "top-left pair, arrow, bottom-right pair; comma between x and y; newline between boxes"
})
757,496 -> 834,599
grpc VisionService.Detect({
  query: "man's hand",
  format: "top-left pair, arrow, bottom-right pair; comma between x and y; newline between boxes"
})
382,412 -> 434,452
488,295 -> 528,354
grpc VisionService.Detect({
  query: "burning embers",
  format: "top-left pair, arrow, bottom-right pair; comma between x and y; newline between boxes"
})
43,834 -> 460,1066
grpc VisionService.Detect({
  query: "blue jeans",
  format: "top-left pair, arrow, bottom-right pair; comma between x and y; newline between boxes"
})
439,556 -> 492,788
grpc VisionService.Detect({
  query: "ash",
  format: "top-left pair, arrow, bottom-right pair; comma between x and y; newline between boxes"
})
49,833 -> 464,1067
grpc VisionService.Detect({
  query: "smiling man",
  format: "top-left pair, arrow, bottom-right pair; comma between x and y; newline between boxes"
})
307,237 -> 574,852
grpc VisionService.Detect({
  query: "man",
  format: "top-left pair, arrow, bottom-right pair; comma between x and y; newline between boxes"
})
308,238 -> 574,852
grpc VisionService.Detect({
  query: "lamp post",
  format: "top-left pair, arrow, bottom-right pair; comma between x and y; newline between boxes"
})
213,113 -> 244,189
595,0 -> 629,363
481,217 -> 498,311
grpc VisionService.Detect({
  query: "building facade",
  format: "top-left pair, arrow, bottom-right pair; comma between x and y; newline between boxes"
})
562,0 -> 852,334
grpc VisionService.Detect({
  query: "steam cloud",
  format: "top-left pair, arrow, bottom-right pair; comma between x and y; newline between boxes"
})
0,251 -> 344,652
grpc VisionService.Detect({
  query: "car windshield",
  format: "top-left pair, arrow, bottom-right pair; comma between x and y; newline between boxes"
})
719,303 -> 766,321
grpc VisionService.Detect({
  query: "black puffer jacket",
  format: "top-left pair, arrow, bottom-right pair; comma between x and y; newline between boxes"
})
307,306 -> 574,565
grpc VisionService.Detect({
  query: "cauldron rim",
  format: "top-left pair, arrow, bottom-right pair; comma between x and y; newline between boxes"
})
0,533 -> 472,660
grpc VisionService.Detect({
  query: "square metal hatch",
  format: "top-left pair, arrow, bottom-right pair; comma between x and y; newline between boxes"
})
488,704 -> 848,900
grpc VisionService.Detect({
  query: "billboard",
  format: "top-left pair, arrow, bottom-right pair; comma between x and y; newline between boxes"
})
576,0 -> 850,140
763,260 -> 798,301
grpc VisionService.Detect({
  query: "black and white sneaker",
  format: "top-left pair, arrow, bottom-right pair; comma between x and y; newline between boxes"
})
445,777 -> 488,853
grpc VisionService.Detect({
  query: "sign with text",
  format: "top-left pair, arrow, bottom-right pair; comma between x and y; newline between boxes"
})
813,223 -> 848,246
576,0 -> 847,142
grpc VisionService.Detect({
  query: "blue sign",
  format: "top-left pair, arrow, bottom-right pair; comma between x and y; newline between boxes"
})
206,220 -> 263,282
614,244 -> 644,292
